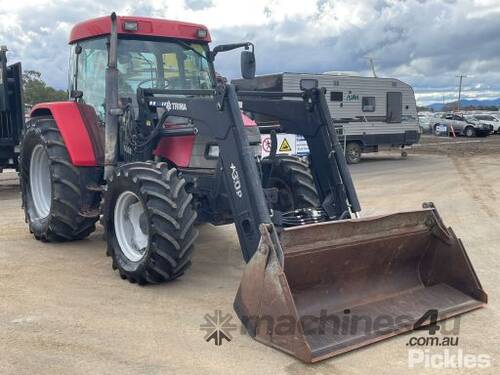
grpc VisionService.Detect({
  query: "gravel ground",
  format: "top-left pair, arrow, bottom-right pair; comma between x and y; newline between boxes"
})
0,147 -> 499,374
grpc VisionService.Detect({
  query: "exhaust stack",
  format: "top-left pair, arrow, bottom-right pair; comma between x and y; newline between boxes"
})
104,12 -> 119,180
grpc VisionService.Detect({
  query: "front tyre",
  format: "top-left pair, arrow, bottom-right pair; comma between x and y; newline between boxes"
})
464,126 -> 476,138
261,155 -> 319,212
20,117 -> 101,241
104,162 -> 198,284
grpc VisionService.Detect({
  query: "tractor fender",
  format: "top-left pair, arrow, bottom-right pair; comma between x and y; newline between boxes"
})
30,102 -> 104,166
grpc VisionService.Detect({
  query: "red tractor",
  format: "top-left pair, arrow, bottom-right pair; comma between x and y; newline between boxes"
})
19,13 -> 486,362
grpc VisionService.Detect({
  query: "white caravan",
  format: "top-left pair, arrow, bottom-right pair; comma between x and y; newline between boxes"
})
235,73 -> 420,163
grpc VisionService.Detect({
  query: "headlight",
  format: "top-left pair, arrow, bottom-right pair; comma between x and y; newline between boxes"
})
206,144 -> 220,159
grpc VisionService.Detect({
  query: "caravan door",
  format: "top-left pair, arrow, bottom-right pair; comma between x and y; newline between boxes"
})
387,92 -> 402,123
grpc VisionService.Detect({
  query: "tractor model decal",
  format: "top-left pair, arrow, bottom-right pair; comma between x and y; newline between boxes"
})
229,163 -> 243,198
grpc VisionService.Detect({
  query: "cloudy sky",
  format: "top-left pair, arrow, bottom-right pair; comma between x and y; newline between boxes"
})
1,0 -> 499,105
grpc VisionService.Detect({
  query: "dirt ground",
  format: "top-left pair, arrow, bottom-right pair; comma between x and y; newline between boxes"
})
1,139 -> 499,374
412,133 -> 500,156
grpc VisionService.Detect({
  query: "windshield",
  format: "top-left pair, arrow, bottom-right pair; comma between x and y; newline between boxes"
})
117,38 -> 213,97
475,115 -> 496,121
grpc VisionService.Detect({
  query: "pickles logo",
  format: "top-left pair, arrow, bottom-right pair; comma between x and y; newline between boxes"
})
200,310 -> 237,346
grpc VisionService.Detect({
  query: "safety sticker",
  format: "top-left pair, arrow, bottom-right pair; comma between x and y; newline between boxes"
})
279,138 -> 292,152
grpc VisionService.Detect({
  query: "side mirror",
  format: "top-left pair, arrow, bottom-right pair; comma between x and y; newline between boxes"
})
241,50 -> 256,79
70,90 -> 83,99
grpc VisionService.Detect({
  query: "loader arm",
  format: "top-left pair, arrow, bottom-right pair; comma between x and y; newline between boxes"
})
138,84 -> 274,261
237,87 -> 361,218
139,84 -> 360,261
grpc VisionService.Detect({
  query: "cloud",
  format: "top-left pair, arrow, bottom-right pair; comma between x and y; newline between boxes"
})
184,0 -> 214,11
1,0 -> 499,105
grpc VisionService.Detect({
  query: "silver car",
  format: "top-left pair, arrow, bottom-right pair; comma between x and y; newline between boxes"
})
468,114 -> 500,134
433,113 -> 493,137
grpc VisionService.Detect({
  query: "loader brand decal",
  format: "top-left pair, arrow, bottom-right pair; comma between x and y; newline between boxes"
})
148,100 -> 187,111
230,163 -> 243,198
279,138 -> 292,152
200,310 -> 237,346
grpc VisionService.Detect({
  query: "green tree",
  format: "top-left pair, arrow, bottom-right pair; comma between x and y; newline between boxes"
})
23,70 -> 67,106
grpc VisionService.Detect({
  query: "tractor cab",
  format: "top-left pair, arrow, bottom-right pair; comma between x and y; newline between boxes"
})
68,16 -> 216,122
66,15 -> 259,168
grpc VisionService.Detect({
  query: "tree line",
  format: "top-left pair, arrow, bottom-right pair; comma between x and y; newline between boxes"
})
23,70 -> 67,106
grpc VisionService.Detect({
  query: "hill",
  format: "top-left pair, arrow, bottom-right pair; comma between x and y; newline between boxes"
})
428,98 -> 500,111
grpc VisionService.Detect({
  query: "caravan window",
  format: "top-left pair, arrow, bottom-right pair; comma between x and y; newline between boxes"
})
362,97 -> 376,112
330,91 -> 343,102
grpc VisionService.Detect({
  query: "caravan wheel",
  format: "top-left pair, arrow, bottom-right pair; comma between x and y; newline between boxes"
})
345,142 -> 362,164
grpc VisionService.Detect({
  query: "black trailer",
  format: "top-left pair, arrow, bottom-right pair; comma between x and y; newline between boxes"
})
0,46 -> 24,172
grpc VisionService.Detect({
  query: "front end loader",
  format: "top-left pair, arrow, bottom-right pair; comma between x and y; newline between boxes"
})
19,13 -> 486,363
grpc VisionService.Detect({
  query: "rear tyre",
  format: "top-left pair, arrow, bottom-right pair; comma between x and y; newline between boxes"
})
20,117 -> 101,241
345,142 -> 362,164
262,155 -> 319,212
103,162 -> 198,284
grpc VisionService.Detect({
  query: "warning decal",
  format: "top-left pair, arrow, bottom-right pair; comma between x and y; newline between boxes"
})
262,137 -> 272,152
260,134 -> 301,156
279,138 -> 292,152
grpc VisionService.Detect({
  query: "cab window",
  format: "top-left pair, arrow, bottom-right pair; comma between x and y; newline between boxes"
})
75,37 -> 108,121
117,38 -> 212,94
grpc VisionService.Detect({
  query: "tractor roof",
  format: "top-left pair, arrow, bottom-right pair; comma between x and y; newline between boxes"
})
69,16 -> 211,44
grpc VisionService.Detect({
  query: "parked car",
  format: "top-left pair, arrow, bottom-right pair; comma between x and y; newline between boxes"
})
468,114 -> 500,134
417,114 -> 434,134
433,113 -> 493,137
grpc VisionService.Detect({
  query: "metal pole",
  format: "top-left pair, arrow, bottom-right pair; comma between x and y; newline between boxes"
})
343,125 -> 347,155
456,75 -> 467,113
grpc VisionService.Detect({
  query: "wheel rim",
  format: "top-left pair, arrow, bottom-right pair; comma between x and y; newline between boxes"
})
114,191 -> 149,262
348,147 -> 360,162
29,144 -> 52,219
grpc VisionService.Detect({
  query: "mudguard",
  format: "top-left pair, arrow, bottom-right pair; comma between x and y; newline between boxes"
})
30,102 -> 104,166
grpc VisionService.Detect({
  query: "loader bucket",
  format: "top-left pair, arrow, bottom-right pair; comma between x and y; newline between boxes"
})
234,208 -> 487,363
